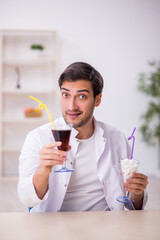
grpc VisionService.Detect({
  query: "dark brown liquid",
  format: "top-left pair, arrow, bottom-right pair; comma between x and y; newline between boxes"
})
51,130 -> 71,151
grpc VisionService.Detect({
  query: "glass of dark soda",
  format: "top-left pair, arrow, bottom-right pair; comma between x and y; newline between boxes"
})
51,124 -> 74,172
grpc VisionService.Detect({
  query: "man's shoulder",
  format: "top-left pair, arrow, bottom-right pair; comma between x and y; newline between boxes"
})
95,120 -> 126,140
29,122 -> 51,134
96,120 -> 121,133
25,118 -> 64,146
28,117 -> 64,135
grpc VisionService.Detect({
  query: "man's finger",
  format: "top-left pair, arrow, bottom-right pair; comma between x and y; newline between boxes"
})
43,142 -> 62,149
42,148 -> 68,157
132,172 -> 148,180
41,159 -> 65,167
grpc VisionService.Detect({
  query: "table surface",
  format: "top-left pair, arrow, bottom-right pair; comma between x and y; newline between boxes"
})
0,210 -> 160,240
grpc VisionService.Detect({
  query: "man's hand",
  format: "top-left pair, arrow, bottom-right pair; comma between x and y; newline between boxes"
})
124,172 -> 148,209
33,142 -> 70,200
39,142 -> 69,174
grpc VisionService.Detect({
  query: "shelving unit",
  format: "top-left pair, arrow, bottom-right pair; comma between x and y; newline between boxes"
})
0,29 -> 60,180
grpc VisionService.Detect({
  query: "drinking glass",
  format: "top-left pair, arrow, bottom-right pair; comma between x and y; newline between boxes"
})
51,123 -> 74,173
116,159 -> 139,204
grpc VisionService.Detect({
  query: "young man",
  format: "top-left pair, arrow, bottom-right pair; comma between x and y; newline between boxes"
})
18,62 -> 148,212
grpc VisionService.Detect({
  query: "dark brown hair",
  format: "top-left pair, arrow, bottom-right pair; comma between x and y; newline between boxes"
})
58,62 -> 104,98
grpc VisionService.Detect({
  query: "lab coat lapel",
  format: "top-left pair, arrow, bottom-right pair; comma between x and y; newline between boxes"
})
93,120 -> 124,210
94,119 -> 106,165
66,127 -> 79,170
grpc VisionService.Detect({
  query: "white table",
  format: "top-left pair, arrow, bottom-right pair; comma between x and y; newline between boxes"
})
0,210 -> 159,240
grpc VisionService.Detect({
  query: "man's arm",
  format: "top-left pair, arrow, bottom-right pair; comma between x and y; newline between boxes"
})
124,172 -> 148,210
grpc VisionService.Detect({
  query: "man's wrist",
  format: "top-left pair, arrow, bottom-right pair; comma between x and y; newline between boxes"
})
33,166 -> 51,200
38,166 -> 52,176
132,192 -> 144,210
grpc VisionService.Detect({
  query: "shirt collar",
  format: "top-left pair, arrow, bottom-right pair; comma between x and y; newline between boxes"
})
55,117 -> 105,140
93,118 -> 105,139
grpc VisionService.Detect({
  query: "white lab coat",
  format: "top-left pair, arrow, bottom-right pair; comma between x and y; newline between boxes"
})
18,118 -> 147,212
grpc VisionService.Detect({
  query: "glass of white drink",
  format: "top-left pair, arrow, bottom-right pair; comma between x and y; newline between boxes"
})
116,158 -> 139,204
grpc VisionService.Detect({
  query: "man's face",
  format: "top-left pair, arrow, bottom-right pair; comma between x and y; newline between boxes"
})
60,80 -> 101,129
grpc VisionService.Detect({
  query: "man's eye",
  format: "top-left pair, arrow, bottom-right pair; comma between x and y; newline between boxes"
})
79,95 -> 86,99
78,94 -> 86,100
62,93 -> 69,98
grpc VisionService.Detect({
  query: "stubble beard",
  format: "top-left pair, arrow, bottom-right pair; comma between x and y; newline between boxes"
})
63,104 -> 95,129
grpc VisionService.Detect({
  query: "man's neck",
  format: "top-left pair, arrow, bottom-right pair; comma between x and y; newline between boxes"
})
75,119 -> 95,140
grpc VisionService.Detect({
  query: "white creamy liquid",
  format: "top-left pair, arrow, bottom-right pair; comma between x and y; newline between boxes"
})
121,158 -> 138,182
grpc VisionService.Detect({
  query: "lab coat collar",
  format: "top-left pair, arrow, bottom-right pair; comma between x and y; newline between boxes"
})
67,117 -> 106,167
71,117 -> 106,139
93,118 -> 106,139
94,118 -> 107,165
53,117 -> 106,143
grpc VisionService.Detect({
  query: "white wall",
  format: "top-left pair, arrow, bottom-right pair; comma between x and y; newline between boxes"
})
0,0 -> 160,175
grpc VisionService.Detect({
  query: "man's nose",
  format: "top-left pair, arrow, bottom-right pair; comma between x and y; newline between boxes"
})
68,97 -> 78,110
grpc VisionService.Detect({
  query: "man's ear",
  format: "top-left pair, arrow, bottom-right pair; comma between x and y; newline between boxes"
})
95,93 -> 102,107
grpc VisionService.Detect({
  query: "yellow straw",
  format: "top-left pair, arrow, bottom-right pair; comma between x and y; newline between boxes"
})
29,96 -> 56,130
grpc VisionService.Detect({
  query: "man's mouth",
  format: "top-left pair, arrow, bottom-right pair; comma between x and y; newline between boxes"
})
67,111 -> 82,119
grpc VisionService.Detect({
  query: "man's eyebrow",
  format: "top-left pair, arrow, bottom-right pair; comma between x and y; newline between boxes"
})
61,87 -> 70,92
61,88 -> 89,93
77,89 -> 89,93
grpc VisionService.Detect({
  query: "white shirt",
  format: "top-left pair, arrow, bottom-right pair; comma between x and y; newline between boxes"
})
18,117 -> 148,212
60,133 -> 109,211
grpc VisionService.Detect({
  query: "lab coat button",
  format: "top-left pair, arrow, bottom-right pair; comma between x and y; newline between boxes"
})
64,184 -> 67,187
70,162 -> 73,165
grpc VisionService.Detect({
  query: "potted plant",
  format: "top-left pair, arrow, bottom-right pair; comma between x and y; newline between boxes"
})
137,60 -> 160,173
30,44 -> 44,58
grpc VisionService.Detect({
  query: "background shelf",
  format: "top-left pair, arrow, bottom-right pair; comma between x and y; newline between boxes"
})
2,118 -> 49,124
0,29 -> 59,179
2,89 -> 55,94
